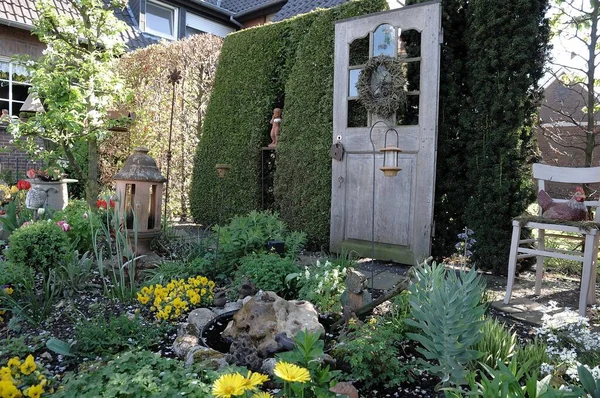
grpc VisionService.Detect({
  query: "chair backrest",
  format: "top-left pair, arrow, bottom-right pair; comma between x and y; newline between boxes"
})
532,163 -> 600,221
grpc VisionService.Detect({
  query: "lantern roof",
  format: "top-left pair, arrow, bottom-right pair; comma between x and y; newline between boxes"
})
114,147 -> 167,183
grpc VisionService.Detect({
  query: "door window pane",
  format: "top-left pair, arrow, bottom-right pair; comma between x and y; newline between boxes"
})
349,35 -> 369,66
373,24 -> 395,57
348,69 -> 361,97
398,29 -> 421,58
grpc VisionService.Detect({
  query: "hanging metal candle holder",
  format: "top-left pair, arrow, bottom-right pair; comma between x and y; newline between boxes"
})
379,128 -> 402,177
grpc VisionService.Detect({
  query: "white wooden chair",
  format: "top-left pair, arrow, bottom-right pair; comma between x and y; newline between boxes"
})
504,164 -> 600,316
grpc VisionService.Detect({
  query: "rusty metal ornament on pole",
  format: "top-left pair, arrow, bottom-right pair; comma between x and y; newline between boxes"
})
164,68 -> 182,225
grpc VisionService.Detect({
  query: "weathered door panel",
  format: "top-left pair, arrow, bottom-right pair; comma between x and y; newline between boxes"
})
330,2 -> 441,264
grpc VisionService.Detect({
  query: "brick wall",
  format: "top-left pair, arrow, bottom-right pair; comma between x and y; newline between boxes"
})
0,26 -> 45,182
0,125 -> 44,183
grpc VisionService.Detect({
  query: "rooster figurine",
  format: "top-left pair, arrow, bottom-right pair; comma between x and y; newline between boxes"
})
538,187 -> 588,221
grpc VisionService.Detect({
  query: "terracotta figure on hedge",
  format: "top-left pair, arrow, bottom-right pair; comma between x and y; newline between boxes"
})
268,108 -> 282,147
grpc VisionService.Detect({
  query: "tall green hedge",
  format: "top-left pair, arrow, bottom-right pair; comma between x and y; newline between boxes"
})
274,0 -> 388,247
463,0 -> 549,270
408,0 -> 549,272
190,22 -> 291,225
190,0 -> 387,232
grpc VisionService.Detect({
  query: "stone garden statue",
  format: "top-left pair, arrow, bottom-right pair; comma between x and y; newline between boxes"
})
268,108 -> 282,147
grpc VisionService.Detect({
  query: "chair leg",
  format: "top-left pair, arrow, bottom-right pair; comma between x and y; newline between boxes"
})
535,229 -> 545,295
579,234 -> 596,317
504,222 -> 521,304
586,234 -> 599,305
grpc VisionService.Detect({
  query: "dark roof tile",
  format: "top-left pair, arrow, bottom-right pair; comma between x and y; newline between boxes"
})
0,0 -> 157,50
272,0 -> 348,21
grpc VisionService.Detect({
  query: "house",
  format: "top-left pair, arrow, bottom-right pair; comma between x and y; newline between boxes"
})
536,73 -> 600,168
0,0 -> 402,178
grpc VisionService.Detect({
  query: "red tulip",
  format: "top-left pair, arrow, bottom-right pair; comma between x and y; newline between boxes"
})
16,179 -> 31,190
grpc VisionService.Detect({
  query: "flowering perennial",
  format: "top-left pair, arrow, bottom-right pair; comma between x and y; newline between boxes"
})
137,275 -> 215,321
536,301 -> 600,381
211,371 -> 269,398
0,355 -> 49,398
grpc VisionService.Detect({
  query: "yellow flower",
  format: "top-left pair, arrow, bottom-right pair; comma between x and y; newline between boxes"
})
3,287 -> 13,295
0,380 -> 22,398
212,373 -> 247,398
0,367 -> 14,383
20,355 -> 36,376
252,393 -> 273,398
242,371 -> 269,391
137,293 -> 150,305
7,357 -> 20,374
25,383 -> 43,398
273,362 -> 311,383
10,186 -> 18,195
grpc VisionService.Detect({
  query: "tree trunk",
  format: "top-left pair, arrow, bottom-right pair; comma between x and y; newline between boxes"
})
86,137 -> 99,209
585,1 -> 599,169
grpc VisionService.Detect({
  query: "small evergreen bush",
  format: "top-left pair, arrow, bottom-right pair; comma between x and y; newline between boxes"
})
213,210 -> 306,280
232,253 -> 300,298
6,221 -> 70,275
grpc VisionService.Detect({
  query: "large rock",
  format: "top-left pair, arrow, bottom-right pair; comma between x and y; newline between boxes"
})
185,346 -> 228,370
172,334 -> 199,359
223,291 -> 324,358
187,308 -> 217,334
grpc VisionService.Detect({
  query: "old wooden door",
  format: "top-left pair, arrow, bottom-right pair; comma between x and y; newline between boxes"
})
330,2 -> 441,264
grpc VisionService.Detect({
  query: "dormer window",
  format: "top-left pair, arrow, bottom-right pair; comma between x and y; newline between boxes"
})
145,0 -> 178,40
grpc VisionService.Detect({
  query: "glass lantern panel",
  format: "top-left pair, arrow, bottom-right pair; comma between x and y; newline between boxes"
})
348,68 -> 361,97
148,184 -> 157,230
125,183 -> 136,229
373,24 -> 395,57
349,35 -> 370,66
398,29 -> 421,59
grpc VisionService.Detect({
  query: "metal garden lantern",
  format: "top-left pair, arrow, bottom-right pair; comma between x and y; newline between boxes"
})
113,147 -> 167,254
367,122 -> 403,288
379,129 -> 402,177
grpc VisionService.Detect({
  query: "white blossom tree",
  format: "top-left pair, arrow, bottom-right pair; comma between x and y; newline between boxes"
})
11,0 -> 129,207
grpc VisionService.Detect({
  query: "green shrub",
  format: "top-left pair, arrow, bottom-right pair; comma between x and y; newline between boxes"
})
52,199 -> 100,252
332,295 -> 412,389
406,262 -> 486,387
232,253 -> 300,298
74,314 -> 173,358
6,221 -> 70,275
52,350 -> 215,397
212,210 -> 306,280
293,259 -> 347,313
473,318 -> 517,371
